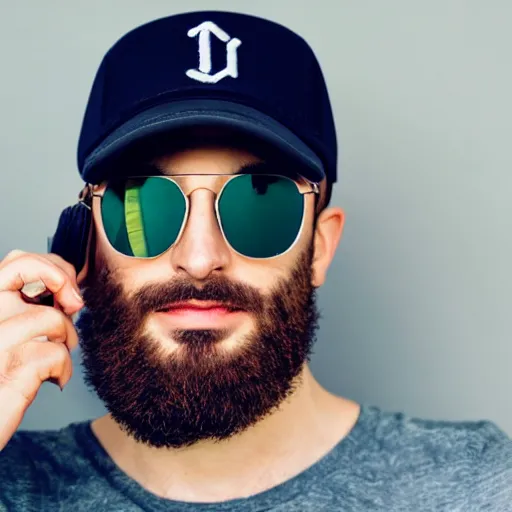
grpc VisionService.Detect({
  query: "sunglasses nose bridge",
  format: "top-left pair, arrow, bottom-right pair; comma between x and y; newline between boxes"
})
189,186 -> 226,225
185,186 -> 220,217
185,184 -> 220,199
182,182 -> 228,232
171,188 -> 232,280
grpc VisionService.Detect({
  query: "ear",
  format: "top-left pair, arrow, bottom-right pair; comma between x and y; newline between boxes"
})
311,206 -> 345,287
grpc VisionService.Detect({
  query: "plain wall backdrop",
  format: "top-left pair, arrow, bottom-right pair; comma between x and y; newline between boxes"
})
0,1 -> 510,435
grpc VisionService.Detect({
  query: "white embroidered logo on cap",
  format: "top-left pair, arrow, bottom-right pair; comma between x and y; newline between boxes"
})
186,21 -> 242,84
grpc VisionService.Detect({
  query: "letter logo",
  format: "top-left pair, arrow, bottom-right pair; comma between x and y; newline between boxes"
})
186,21 -> 242,84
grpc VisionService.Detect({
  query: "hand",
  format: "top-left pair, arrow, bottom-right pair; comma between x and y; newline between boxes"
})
0,250 -> 84,451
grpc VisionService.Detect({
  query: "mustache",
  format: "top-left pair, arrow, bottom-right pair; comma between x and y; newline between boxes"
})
127,275 -> 265,316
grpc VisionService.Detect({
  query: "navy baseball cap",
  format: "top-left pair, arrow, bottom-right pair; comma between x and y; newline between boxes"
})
77,11 -> 338,185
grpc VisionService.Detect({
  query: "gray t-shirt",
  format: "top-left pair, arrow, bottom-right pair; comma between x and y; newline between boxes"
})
0,405 -> 510,511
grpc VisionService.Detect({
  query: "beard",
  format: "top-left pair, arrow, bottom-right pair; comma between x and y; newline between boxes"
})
76,244 -> 320,449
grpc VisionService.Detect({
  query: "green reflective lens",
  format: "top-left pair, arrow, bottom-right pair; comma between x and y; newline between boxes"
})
218,174 -> 304,258
101,177 -> 186,258
101,174 -> 305,260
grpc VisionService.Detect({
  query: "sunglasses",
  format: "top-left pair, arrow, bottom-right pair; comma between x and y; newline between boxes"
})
81,173 -> 319,260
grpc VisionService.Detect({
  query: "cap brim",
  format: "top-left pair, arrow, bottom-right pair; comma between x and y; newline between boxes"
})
82,99 -> 325,183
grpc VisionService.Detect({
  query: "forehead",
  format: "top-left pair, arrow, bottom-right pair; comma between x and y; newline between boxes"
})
142,126 -> 262,175
118,126 -> 303,182
151,146 -> 262,177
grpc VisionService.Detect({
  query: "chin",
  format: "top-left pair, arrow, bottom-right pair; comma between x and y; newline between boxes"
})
144,317 -> 254,357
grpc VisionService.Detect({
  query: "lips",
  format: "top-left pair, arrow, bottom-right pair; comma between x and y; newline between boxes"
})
153,300 -> 247,331
157,300 -> 242,313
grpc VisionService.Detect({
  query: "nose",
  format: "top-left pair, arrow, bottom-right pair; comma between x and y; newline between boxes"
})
169,188 -> 231,281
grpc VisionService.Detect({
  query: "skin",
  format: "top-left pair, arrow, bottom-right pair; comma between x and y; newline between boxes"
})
81,146 -> 360,502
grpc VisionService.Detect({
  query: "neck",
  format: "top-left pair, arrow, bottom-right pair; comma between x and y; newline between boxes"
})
90,365 -> 360,503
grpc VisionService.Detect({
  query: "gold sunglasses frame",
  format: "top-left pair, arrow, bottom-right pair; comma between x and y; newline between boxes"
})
78,173 -> 320,261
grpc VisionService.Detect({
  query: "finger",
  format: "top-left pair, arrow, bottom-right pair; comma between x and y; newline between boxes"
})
0,249 -> 27,270
0,290 -> 57,325
1,339 -> 73,392
2,251 -> 81,299
22,252 -> 80,308
43,254 -> 80,296
0,283 -> 67,324
0,306 -> 79,352
0,255 -> 83,315
0,341 -> 72,451
0,289 -> 36,323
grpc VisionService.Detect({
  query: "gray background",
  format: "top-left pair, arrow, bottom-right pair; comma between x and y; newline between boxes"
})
0,1 -> 510,435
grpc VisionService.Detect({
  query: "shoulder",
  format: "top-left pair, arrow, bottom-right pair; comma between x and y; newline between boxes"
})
1,421 -> 85,463
347,405 -> 512,509
0,421 -> 91,506
360,405 -> 511,458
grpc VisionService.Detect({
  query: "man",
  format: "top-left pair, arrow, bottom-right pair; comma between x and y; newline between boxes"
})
0,10 -> 510,511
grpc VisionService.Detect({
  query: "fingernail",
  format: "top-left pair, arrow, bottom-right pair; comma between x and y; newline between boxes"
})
72,288 -> 83,303
32,335 -> 49,343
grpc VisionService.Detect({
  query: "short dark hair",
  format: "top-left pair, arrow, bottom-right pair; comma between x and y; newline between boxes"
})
323,180 -> 334,210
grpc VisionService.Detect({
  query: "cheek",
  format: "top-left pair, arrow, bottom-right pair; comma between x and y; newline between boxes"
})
93,228 -> 121,274
91,224 -> 142,294
232,265 -> 280,292
114,260 -> 173,296
229,253 -> 296,295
